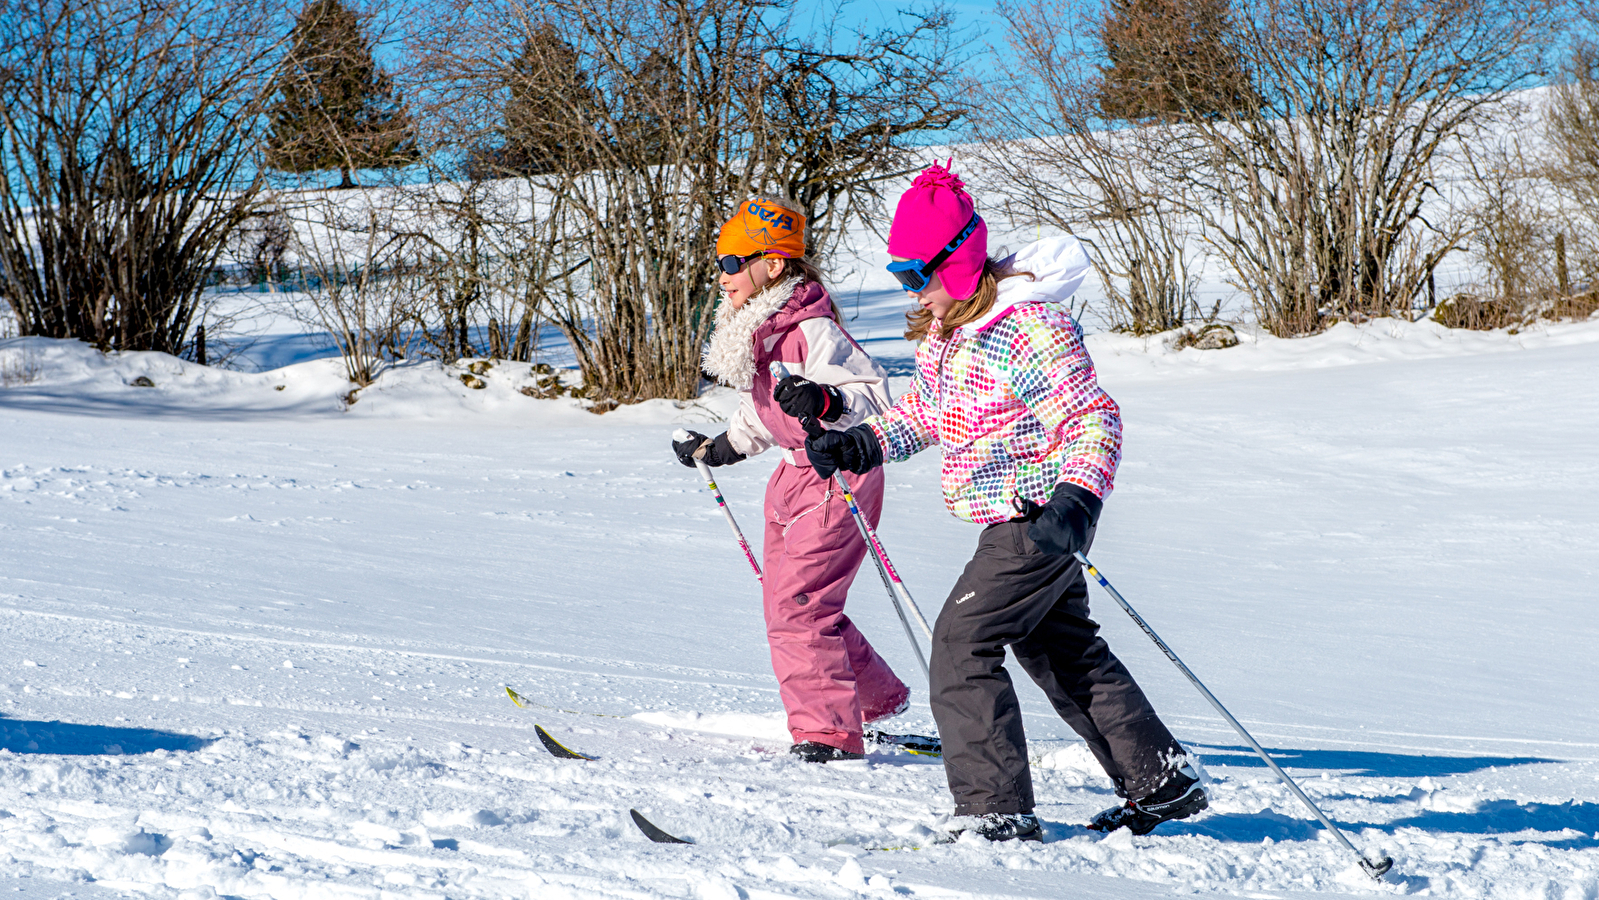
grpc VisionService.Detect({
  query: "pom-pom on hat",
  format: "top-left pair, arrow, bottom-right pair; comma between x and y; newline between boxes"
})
888,161 -> 988,300
717,198 -> 807,260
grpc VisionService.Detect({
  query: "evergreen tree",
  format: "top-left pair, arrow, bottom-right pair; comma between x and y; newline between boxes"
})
265,0 -> 416,188
1096,0 -> 1253,123
487,25 -> 596,176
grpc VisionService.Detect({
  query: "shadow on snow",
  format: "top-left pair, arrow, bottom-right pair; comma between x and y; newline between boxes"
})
1191,743 -> 1557,778
0,714 -> 214,756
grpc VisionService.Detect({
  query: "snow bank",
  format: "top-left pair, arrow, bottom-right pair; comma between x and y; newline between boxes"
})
0,336 -> 739,425
1088,315 -> 1599,383
6,313 -> 1597,426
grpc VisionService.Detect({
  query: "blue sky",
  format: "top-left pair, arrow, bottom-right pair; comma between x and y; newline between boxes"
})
792,0 -> 1010,77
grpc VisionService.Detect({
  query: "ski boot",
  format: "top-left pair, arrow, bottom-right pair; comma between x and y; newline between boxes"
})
1088,763 -> 1208,835
938,813 -> 1041,843
790,741 -> 864,763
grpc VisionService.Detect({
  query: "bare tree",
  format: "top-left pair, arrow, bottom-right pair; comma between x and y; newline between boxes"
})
973,1 -> 1201,334
759,11 -> 967,260
406,0 -> 964,406
1544,43 -> 1599,295
1151,0 -> 1564,335
0,0 -> 286,355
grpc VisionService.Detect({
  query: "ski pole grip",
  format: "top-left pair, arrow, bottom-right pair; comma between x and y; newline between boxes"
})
672,428 -> 692,442
769,361 -> 791,380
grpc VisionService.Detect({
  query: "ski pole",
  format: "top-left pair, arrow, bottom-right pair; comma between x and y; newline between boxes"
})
844,479 -> 935,644
832,468 -> 929,683
673,428 -> 762,584
1074,551 -> 1395,881
769,362 -> 932,681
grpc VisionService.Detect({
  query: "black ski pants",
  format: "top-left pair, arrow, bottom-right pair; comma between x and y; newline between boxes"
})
931,518 -> 1183,816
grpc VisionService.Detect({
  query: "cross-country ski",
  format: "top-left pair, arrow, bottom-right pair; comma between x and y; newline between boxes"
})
629,809 -> 692,845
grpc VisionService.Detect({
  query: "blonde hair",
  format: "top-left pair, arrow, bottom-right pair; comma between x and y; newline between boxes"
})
746,194 -> 840,322
904,258 -> 1035,341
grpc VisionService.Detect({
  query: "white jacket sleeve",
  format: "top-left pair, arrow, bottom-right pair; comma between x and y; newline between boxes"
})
725,389 -> 775,458
795,317 -> 892,430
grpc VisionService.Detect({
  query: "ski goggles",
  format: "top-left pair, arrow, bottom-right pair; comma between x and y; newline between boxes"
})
886,213 -> 983,292
717,251 -> 768,275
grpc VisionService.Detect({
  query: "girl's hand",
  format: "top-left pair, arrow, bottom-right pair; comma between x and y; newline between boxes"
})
1026,484 -> 1104,556
672,431 -> 745,468
773,375 -> 846,423
804,424 -> 883,479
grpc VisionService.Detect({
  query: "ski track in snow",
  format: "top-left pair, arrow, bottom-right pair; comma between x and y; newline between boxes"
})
0,321 -> 1597,898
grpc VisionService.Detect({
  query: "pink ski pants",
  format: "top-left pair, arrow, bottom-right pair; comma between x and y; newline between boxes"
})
762,461 -> 909,755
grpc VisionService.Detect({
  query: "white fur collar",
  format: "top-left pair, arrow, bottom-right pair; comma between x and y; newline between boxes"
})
702,276 -> 800,389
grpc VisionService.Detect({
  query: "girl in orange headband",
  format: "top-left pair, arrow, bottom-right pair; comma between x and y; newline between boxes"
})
671,197 -> 910,762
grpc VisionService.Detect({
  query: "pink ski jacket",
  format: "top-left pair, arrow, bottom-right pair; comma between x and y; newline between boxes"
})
865,237 -> 1120,524
723,279 -> 892,465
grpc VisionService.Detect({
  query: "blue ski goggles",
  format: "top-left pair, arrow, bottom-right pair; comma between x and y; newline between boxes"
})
886,213 -> 982,292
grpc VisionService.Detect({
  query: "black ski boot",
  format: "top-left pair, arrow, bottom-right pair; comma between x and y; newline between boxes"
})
939,813 -> 1041,843
1088,764 -> 1208,835
789,741 -> 864,763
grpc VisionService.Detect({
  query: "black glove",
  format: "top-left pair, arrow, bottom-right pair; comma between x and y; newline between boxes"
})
804,424 -> 883,479
773,375 -> 846,423
672,431 -> 745,468
1025,483 -> 1103,557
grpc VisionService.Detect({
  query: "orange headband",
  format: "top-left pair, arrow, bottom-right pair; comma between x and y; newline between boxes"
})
716,199 -> 806,260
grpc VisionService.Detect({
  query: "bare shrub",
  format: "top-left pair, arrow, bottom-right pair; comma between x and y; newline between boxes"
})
1452,132 -> 1560,328
228,204 -> 294,287
408,0 -> 963,405
1542,41 -> 1599,317
1433,295 -> 1524,331
0,341 -> 43,386
405,3 -> 594,371
1448,56 -> 1599,331
0,0 -> 285,353
1147,0 -> 1561,336
280,194 -> 422,385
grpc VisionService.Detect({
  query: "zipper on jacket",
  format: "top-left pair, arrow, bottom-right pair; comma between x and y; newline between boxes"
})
934,332 -> 958,415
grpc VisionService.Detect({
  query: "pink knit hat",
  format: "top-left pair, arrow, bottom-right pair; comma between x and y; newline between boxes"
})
887,161 -> 988,300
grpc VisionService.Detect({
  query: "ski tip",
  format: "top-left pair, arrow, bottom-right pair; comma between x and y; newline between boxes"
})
505,686 -> 526,708
630,808 -> 691,844
534,724 -> 596,761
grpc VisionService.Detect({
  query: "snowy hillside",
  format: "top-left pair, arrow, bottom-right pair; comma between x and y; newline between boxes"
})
1,312 -> 1598,899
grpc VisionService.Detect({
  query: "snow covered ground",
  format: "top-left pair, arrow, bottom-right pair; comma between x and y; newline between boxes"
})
1,309 -> 1598,899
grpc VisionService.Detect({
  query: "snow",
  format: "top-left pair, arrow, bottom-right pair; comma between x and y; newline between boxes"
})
1,309 -> 1598,899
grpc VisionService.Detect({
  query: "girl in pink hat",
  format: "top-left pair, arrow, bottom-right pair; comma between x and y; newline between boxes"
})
799,163 -> 1206,841
671,197 -> 910,762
